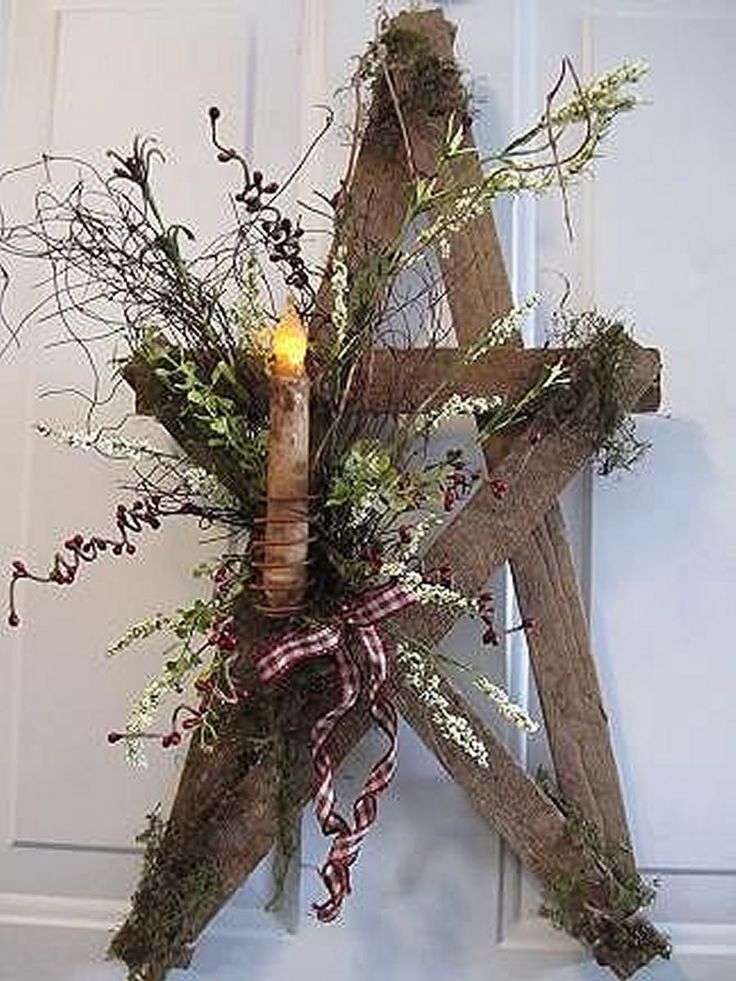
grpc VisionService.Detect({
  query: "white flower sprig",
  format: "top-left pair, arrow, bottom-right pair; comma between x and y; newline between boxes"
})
381,512 -> 479,614
230,251 -> 270,357
107,613 -> 173,657
383,559 -> 478,613
411,392 -> 503,436
399,60 -> 647,268
550,60 -> 647,126
36,422 -> 233,505
397,641 -> 489,767
473,675 -> 539,734
330,244 -> 350,357
398,640 -> 540,753
36,422 -> 157,462
123,668 -> 184,768
464,294 -> 540,363
107,564 -> 246,766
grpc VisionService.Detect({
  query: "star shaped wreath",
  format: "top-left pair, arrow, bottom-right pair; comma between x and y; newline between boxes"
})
2,8 -> 670,981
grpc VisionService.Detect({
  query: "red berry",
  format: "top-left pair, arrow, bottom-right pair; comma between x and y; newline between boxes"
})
8,612 -> 20,627
107,731 -> 125,744
490,478 -> 509,500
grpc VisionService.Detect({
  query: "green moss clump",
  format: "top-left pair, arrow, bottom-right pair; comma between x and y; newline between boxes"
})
537,771 -> 672,968
108,810 -> 220,981
361,25 -> 467,147
544,310 -> 653,476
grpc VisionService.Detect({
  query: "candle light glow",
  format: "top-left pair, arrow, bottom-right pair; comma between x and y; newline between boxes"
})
272,301 -> 307,378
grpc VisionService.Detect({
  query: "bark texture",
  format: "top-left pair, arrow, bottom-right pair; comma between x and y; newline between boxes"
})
363,346 -> 659,415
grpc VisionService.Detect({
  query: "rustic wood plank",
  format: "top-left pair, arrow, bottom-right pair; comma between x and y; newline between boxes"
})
362,347 -> 552,409
510,507 -> 632,847
308,8 -> 464,356
363,347 -> 660,415
390,661 -> 667,979
439,197 -> 638,853
126,344 -> 660,424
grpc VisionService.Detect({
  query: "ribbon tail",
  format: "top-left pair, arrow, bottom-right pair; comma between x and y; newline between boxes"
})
310,646 -> 360,858
314,624 -> 399,922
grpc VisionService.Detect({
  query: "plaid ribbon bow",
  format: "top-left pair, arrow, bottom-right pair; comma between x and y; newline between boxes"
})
252,582 -> 415,921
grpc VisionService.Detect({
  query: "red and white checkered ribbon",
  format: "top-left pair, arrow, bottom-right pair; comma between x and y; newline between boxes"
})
252,583 -> 415,921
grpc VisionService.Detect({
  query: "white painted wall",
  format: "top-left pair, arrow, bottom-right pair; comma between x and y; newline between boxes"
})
0,2 -> 733,980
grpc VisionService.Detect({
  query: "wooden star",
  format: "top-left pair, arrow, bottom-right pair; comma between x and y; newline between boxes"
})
113,10 -> 668,981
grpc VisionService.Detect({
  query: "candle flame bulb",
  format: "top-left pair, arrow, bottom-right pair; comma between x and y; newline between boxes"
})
272,301 -> 307,378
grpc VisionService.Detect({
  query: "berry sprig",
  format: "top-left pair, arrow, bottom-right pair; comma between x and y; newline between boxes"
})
477,590 -> 537,647
208,106 -> 315,312
107,559 -> 248,755
107,645 -> 246,752
442,459 -> 481,512
7,496 -> 187,628
478,591 -> 500,646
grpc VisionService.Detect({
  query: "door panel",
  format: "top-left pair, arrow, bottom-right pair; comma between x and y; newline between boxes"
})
0,2 -> 732,980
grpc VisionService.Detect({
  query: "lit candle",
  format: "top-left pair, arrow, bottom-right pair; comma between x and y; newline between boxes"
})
262,299 -> 310,613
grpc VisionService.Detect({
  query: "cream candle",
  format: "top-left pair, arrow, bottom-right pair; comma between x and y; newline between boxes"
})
262,299 -> 310,613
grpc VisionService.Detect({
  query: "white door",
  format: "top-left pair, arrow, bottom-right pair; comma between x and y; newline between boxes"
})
0,2 -> 733,981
